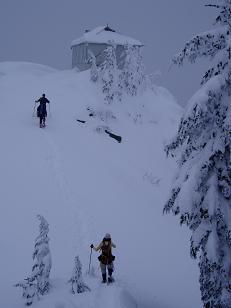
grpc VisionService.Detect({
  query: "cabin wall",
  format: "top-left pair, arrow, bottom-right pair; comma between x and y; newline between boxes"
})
72,43 -> 89,71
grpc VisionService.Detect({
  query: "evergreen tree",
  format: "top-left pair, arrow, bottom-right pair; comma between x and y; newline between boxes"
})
90,44 -> 147,102
31,215 -> 52,295
68,256 -> 90,294
98,45 -> 120,104
119,45 -> 146,96
15,215 -> 52,305
89,50 -> 98,83
164,2 -> 231,307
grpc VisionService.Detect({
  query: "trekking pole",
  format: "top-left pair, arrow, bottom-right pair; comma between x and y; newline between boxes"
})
48,103 -> 51,118
32,102 -> 37,117
88,247 -> 93,275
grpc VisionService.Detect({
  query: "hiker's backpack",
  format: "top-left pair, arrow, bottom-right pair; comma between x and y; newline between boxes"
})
37,105 -> 47,117
98,243 -> 115,264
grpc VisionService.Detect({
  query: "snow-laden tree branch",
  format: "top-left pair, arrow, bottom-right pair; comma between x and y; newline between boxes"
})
165,2 -> 231,307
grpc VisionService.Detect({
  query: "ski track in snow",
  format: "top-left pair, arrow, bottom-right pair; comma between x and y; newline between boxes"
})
41,129 -> 85,247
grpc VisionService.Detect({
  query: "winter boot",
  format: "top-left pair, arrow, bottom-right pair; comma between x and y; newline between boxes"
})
108,269 -> 114,283
102,274 -> 107,283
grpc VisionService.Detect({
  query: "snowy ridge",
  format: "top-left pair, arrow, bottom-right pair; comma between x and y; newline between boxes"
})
0,62 -> 201,308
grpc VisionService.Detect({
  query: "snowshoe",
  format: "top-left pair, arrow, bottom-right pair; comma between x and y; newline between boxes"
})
107,276 -> 114,284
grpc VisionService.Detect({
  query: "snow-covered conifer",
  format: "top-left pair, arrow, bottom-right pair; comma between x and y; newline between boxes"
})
15,215 -> 51,305
68,256 -> 90,294
31,215 -> 52,295
90,44 -> 146,102
119,45 -> 146,96
15,279 -> 38,306
98,45 -> 120,104
89,50 -> 98,83
165,2 -> 231,307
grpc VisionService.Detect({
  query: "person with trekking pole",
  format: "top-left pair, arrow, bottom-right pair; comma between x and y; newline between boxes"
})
90,233 -> 116,283
35,93 -> 50,128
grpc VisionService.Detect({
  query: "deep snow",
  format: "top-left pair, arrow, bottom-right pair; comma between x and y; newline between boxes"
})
0,62 -> 201,308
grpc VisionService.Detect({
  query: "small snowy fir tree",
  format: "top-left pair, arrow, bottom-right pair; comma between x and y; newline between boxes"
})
164,2 -> 231,308
68,256 -> 90,294
31,215 -> 52,295
119,45 -> 146,96
98,45 -> 120,104
15,278 -> 38,306
15,215 -> 51,305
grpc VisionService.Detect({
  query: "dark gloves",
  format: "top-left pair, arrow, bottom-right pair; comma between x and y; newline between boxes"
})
90,244 -> 94,249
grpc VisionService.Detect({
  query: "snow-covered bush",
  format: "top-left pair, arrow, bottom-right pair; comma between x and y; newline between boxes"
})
31,215 -> 52,295
164,2 -> 231,307
86,106 -> 116,123
68,256 -> 90,294
15,215 -> 52,305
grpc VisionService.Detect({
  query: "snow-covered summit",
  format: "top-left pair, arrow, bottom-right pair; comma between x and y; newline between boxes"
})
0,61 -> 201,308
71,26 -> 143,47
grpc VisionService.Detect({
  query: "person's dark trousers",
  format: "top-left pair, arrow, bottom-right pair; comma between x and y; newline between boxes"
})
108,268 -> 113,277
102,274 -> 106,283
40,116 -> 45,126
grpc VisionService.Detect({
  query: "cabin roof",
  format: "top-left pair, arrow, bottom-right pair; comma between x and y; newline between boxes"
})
71,26 -> 143,47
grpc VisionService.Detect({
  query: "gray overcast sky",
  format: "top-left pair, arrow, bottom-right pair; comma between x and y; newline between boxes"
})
0,0 -> 216,105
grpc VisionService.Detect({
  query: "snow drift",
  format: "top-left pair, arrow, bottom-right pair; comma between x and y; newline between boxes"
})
0,62 -> 200,308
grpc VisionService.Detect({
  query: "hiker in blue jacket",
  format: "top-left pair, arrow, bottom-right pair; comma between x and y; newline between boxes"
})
35,94 -> 50,128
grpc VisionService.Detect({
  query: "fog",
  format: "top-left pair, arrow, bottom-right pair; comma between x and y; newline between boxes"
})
0,0 -> 216,105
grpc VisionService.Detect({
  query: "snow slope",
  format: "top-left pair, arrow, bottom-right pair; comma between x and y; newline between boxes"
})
0,62 -> 201,308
